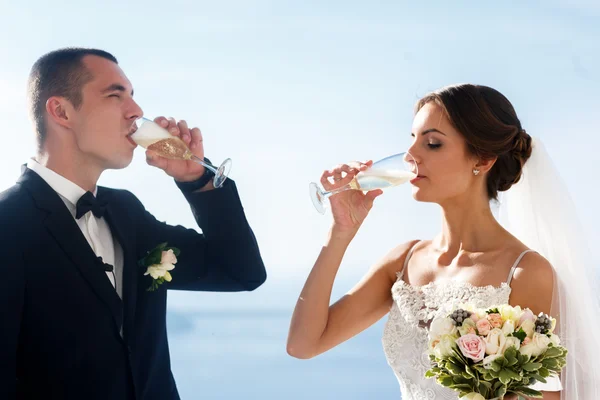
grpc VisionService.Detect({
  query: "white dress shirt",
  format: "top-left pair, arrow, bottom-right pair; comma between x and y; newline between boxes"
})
27,159 -> 124,299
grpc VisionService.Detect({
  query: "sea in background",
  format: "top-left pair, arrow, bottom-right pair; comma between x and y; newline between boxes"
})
167,308 -> 399,399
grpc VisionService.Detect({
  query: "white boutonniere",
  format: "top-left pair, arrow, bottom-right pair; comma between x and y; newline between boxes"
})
139,242 -> 180,291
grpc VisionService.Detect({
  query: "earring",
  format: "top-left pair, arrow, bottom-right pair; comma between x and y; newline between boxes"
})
473,169 -> 480,176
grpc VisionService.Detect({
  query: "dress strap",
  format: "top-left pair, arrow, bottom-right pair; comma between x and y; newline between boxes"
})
506,249 -> 536,286
399,242 -> 419,280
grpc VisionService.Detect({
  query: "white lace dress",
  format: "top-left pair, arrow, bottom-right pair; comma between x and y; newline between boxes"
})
381,248 -> 560,399
382,278 -> 512,400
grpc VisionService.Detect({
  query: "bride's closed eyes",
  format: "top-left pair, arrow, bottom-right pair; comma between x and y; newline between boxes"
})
410,133 -> 443,150
427,142 -> 442,149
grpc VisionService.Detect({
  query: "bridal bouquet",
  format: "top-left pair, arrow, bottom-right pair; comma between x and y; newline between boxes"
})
425,304 -> 567,400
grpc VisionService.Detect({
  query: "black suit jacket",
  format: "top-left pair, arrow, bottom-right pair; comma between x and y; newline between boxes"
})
0,167 -> 267,400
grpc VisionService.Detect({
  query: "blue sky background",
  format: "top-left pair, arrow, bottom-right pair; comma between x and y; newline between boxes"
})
1,1 -> 598,398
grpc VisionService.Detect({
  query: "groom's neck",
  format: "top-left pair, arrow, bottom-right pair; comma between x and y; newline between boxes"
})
36,147 -> 102,193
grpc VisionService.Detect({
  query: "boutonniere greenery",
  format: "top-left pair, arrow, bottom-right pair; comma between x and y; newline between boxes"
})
139,242 -> 180,291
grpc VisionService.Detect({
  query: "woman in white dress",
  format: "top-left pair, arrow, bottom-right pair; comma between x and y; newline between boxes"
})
287,84 -> 599,399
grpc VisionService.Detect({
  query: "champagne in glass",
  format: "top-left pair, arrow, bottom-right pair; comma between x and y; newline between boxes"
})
309,152 -> 417,214
348,168 -> 416,190
131,117 -> 232,188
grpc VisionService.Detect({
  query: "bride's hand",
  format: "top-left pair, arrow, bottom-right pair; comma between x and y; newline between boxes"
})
320,160 -> 383,236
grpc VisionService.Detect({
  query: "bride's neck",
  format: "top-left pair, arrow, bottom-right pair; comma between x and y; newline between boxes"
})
435,194 -> 504,258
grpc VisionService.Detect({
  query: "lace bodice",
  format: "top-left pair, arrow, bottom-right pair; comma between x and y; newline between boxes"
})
381,277 -> 511,400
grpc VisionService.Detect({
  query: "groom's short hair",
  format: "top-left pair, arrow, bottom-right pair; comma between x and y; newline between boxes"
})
27,47 -> 118,150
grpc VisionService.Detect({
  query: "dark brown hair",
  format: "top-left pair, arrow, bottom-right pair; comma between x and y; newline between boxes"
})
27,47 -> 118,150
416,84 -> 532,200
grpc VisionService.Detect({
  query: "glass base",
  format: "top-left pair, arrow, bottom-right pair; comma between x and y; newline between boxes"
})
309,182 -> 327,214
213,158 -> 232,188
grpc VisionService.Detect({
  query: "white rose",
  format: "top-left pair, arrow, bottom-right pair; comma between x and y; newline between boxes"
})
460,393 -> 486,400
160,249 -> 178,265
433,335 -> 457,358
549,333 -> 561,346
429,317 -> 458,341
499,304 -> 523,325
502,319 -> 515,335
482,332 -> 515,368
484,328 -> 506,355
520,319 -> 535,338
505,336 -> 521,350
144,262 -> 175,280
519,309 -> 536,324
519,332 -> 551,357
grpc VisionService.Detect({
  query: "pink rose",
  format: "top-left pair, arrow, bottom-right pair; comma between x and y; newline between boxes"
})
469,313 -> 480,323
456,334 -> 486,362
476,319 -> 492,335
521,337 -> 531,346
519,309 -> 536,325
487,313 -> 503,329
161,249 -> 178,265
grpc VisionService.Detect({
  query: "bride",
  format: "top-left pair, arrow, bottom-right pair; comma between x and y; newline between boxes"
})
286,84 -> 600,399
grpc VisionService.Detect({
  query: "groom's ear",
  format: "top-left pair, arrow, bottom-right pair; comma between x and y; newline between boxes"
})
45,96 -> 74,130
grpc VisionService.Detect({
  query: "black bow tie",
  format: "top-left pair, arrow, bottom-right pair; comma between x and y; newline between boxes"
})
75,191 -> 107,219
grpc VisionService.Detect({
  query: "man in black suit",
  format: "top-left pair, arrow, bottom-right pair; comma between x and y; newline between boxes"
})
0,48 -> 267,400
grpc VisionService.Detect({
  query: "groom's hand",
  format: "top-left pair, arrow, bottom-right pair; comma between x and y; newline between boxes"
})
145,116 -> 209,184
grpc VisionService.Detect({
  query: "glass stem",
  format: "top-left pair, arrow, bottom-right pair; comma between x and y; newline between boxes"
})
323,184 -> 354,198
190,154 -> 218,174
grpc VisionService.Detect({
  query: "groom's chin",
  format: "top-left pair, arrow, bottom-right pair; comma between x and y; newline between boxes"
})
105,156 -> 134,171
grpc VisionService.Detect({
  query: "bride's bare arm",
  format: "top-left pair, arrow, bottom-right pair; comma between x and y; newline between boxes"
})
508,252 -> 560,400
286,237 -> 417,359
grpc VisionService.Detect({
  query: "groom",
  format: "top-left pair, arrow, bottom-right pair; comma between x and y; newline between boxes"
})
0,48 -> 267,400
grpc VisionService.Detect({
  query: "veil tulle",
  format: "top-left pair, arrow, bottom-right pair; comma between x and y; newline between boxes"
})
496,138 -> 600,398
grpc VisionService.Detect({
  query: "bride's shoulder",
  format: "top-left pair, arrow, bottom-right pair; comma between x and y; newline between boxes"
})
511,250 -> 554,282
509,251 -> 554,315
379,239 -> 422,279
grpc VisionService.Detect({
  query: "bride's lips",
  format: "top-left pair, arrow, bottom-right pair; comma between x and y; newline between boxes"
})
410,175 -> 425,184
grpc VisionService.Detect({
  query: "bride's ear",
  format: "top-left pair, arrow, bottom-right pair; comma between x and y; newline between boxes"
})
474,156 -> 496,174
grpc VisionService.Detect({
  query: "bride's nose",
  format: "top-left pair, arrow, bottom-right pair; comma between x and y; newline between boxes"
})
402,152 -> 419,175
406,145 -> 422,165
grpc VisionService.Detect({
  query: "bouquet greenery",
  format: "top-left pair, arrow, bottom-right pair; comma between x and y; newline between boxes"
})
425,304 -> 567,399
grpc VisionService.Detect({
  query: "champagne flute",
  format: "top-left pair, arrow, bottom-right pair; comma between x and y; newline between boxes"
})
309,152 -> 418,214
131,117 -> 232,188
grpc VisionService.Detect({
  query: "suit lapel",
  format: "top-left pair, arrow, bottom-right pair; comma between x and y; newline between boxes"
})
100,188 -> 138,343
19,168 -> 124,334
